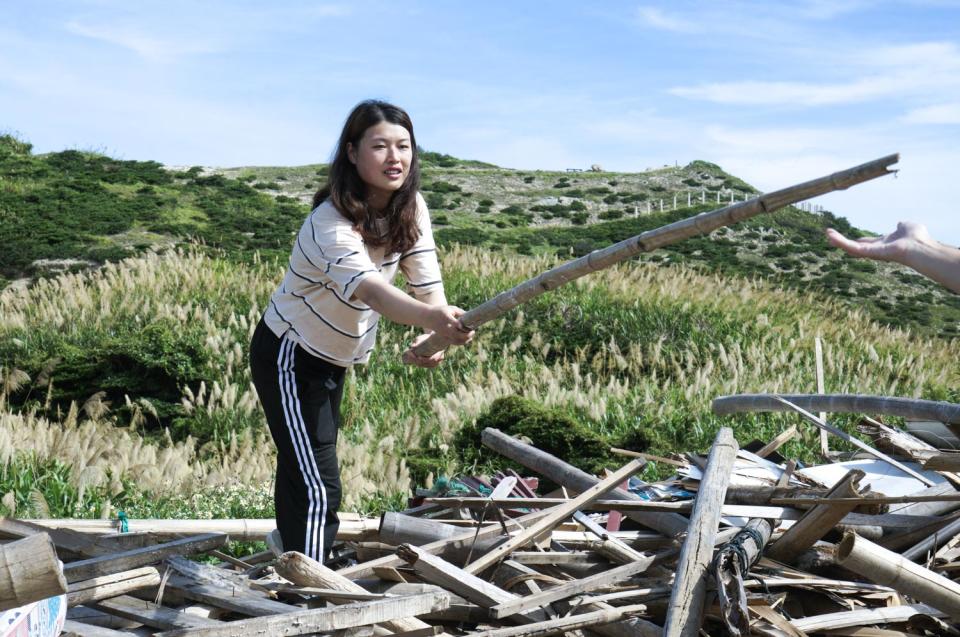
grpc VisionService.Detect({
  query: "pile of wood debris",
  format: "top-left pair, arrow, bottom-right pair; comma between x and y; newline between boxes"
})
4,392 -> 960,636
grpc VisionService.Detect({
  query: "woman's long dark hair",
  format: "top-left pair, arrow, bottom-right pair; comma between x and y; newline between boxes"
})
313,100 -> 422,254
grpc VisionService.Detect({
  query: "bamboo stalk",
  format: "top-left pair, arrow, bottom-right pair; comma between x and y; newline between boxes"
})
715,519 -> 773,636
663,427 -> 739,637
836,532 -> 960,621
712,393 -> 960,425
415,154 -> 898,356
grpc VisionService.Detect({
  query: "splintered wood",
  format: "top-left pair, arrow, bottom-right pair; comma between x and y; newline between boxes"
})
8,401 -> 960,636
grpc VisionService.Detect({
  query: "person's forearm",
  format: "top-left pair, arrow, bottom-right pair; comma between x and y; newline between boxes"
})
903,239 -> 960,295
353,277 -> 434,329
415,287 -> 448,307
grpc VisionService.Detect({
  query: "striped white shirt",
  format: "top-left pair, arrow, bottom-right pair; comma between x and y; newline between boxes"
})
263,193 -> 444,366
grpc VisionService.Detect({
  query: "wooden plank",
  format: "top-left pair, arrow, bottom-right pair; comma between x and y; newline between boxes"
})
489,554 -> 656,619
63,533 -> 227,582
816,336 -> 829,456
397,543 -> 547,622
275,550 -> 445,635
474,604 -> 648,637
67,566 -> 161,607
164,574 -> 295,617
755,424 -> 799,459
153,592 -> 451,637
463,458 -> 645,574
663,427 -> 738,637
91,595 -> 223,630
60,619 -> 141,637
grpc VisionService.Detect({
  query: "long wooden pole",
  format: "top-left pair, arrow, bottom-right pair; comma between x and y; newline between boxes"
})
663,427 -> 739,637
712,393 -> 960,425
416,154 -> 898,356
0,533 -> 67,611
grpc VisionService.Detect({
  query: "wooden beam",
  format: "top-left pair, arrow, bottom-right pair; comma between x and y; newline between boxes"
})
60,619 -> 141,637
63,533 -> 227,582
67,566 -> 161,607
767,470 -> 864,564
91,595 -> 223,631
153,592 -> 451,637
755,424 -> 798,459
663,427 -> 738,637
0,532 -> 68,611
463,458 -> 645,575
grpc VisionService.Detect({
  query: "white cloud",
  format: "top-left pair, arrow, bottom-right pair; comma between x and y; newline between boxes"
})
634,6 -> 700,33
64,20 -> 222,63
670,41 -> 960,107
904,103 -> 960,124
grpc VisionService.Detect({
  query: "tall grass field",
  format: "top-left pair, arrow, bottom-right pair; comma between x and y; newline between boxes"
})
2,244 -> 958,522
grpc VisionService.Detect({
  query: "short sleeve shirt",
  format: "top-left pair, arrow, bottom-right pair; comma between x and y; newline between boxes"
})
263,193 -> 444,366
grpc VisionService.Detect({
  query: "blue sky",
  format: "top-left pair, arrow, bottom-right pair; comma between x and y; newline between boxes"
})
3,1 -> 959,243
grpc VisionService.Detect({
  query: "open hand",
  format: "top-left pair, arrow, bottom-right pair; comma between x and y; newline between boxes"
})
826,222 -> 931,264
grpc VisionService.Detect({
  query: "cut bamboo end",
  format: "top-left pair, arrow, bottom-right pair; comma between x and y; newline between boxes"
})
836,531 -> 960,621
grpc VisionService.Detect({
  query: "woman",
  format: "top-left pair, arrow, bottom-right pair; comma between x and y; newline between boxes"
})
250,100 -> 474,562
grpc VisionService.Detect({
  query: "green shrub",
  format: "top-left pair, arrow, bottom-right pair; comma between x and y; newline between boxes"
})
571,212 -> 589,225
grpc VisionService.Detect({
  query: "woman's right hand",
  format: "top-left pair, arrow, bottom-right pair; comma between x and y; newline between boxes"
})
427,305 -> 475,345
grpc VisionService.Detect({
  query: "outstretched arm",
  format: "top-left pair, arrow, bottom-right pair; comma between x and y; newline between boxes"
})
827,222 -> 960,294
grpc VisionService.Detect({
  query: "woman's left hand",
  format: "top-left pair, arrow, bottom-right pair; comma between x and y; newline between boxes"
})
402,333 -> 445,368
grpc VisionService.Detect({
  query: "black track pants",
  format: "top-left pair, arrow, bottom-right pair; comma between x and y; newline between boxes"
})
249,319 -> 346,562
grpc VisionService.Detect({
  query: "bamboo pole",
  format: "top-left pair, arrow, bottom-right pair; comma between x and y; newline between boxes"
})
836,532 -> 960,621
714,519 -> 772,637
663,427 -> 738,637
712,393 -> 960,425
415,155 -> 899,357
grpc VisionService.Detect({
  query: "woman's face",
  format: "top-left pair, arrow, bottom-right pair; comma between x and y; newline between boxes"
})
347,121 -> 413,207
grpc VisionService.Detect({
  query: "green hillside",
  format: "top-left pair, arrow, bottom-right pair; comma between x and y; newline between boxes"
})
2,134 -> 955,338
2,135 -> 959,519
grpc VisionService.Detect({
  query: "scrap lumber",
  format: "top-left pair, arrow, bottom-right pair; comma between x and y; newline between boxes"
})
63,533 -> 227,582
90,595 -> 223,631
0,532 -> 68,611
415,154 -> 899,356
339,508 -> 555,580
471,604 -> 649,637
662,427 -> 738,637
481,427 -> 689,537
275,550 -> 445,635
836,532 -> 960,621
789,604 -> 947,632
397,543 -> 548,622
67,566 -> 161,607
767,469 -> 865,564
462,457 -> 645,574
152,591 -> 451,637
61,619 -> 141,636
488,554 -> 656,619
